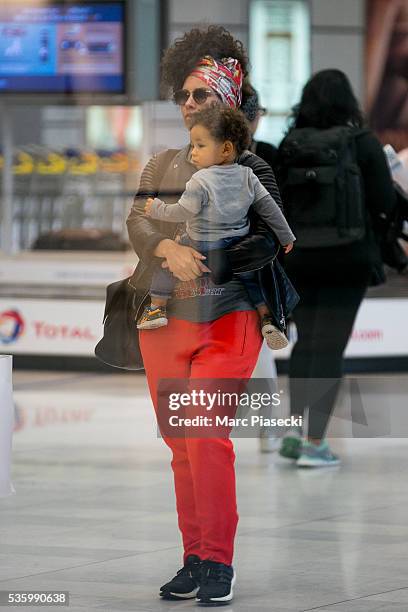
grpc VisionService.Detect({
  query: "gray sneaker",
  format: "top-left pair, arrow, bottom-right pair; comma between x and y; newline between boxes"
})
261,317 -> 289,350
296,440 -> 340,468
137,305 -> 168,330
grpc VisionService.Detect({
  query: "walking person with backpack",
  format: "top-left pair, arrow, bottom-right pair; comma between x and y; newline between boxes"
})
277,69 -> 396,467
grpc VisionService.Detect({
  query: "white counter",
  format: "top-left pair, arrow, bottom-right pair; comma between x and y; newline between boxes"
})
0,251 -> 137,357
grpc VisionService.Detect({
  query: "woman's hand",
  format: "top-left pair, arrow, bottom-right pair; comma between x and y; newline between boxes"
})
154,239 -> 211,281
144,197 -> 154,216
283,242 -> 294,254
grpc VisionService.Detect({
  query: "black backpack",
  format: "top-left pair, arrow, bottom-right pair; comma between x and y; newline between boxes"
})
279,126 -> 368,248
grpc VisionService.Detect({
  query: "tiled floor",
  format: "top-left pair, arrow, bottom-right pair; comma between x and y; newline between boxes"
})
1,370 -> 408,611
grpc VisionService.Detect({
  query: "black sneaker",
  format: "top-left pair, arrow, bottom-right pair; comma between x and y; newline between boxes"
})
196,561 -> 235,606
159,554 -> 201,600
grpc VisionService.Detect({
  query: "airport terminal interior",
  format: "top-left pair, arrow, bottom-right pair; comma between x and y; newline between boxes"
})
1,0 -> 408,611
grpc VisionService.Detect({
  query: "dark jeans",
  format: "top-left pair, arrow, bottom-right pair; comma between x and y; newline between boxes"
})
150,234 -> 265,307
289,278 -> 370,439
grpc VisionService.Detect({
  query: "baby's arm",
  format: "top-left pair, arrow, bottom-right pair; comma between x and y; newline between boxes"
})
252,174 -> 296,248
145,176 -> 207,223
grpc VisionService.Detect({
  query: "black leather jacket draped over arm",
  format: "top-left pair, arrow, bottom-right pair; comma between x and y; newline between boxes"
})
126,149 -> 283,274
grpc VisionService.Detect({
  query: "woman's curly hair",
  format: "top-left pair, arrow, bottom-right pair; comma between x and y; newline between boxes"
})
190,106 -> 251,156
161,25 -> 249,95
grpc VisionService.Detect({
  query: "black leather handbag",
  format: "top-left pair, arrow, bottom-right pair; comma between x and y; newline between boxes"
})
94,277 -> 144,370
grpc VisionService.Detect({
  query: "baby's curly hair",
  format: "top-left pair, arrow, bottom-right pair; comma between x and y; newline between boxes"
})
161,25 -> 249,95
190,106 -> 251,156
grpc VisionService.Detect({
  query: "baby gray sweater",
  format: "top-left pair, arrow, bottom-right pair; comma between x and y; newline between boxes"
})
148,163 -> 296,245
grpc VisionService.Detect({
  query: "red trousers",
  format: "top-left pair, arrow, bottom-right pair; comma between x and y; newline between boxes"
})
139,311 -> 262,565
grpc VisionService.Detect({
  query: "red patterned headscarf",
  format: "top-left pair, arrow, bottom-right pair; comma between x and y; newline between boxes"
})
190,56 -> 243,108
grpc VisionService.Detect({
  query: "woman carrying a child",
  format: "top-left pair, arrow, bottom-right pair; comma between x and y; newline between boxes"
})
127,26 -> 295,606
139,105 -> 294,341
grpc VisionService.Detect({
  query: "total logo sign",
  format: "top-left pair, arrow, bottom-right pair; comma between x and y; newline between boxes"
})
0,309 -> 25,344
0,300 -> 104,356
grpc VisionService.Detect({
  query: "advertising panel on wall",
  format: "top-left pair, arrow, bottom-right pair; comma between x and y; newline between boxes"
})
1,297 -> 407,360
275,298 -> 408,360
366,0 -> 408,152
366,0 -> 408,305
0,299 -> 104,356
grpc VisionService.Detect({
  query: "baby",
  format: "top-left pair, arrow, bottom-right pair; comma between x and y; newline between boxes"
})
138,106 -> 296,349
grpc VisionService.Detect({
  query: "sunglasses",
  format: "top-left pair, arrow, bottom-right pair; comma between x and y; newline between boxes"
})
173,88 -> 216,106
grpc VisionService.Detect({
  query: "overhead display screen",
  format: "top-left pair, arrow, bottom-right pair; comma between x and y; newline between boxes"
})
0,2 -> 125,94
